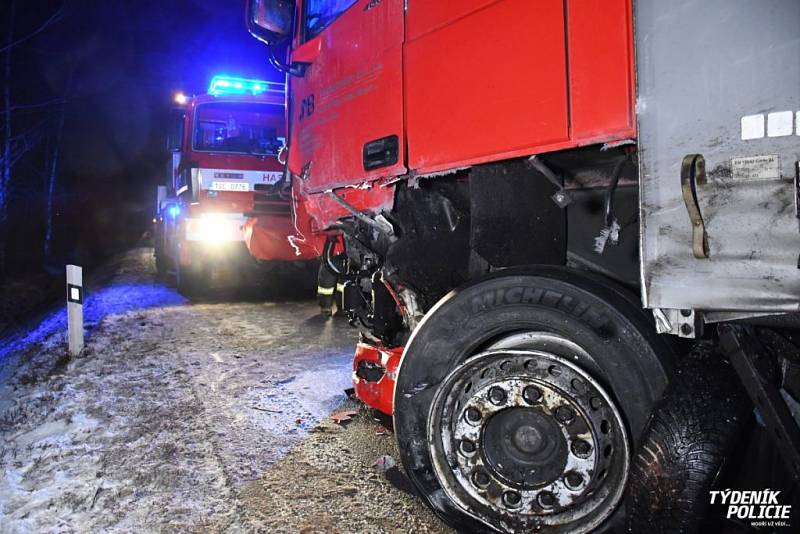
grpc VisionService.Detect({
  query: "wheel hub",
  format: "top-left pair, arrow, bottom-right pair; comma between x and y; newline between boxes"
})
483,407 -> 568,487
428,333 -> 630,533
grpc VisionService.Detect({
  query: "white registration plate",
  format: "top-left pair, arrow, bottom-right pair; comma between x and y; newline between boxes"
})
210,181 -> 249,192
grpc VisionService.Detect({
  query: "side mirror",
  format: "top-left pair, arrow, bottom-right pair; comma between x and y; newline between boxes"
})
246,0 -> 293,45
167,108 -> 185,152
246,0 -> 308,77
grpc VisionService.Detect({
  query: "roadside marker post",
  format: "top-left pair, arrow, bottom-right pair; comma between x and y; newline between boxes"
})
66,264 -> 84,356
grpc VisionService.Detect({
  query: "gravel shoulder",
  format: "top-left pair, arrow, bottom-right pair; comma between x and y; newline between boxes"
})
0,249 -> 450,533
239,400 -> 451,534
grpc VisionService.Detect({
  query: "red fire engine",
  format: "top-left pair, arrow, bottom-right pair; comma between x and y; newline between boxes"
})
248,1 -> 800,532
155,76 -> 317,296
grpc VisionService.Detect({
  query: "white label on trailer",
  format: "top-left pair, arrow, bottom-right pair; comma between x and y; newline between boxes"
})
731,154 -> 781,182
767,111 -> 794,137
261,171 -> 282,184
210,181 -> 249,192
741,114 -> 765,140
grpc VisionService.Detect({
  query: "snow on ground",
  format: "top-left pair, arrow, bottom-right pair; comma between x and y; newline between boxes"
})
0,250 -> 185,389
0,249 -> 447,533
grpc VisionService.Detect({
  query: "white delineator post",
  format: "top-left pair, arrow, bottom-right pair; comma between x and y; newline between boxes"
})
66,264 -> 84,356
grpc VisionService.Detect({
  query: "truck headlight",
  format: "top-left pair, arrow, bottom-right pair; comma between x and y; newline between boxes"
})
196,214 -> 228,243
185,213 -> 244,244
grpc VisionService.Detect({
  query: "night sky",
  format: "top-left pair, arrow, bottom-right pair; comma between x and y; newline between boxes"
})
4,0 -> 280,273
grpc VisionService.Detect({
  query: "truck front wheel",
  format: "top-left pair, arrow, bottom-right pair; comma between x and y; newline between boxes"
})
176,261 -> 204,298
393,268 -> 675,533
155,243 -> 170,281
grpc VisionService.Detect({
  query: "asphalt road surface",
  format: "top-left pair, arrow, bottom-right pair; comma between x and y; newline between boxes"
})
0,249 -> 449,533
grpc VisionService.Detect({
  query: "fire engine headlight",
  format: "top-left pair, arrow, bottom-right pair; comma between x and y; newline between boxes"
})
197,214 -> 228,244
186,213 -> 238,244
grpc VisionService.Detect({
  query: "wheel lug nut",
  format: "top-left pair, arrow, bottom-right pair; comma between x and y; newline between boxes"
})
565,471 -> 583,490
502,490 -> 522,508
465,407 -> 482,423
590,396 -> 603,410
555,406 -> 575,424
523,385 -> 542,404
571,439 -> 592,458
460,439 -> 477,455
538,491 -> 556,508
488,386 -> 506,405
472,470 -> 491,489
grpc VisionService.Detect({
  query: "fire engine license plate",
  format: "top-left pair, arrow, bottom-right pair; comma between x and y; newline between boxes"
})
210,181 -> 249,192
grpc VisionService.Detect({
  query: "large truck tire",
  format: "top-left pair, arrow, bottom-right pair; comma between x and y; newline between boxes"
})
393,267 -> 675,533
153,223 -> 170,282
154,244 -> 170,281
626,347 -> 752,534
176,261 -> 204,299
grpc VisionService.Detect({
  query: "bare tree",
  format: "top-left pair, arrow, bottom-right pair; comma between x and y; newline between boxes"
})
0,1 -> 66,280
44,89 -> 69,261
0,0 -> 18,280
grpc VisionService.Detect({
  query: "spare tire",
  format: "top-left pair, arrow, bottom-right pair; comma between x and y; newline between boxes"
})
625,346 -> 752,534
394,267 -> 675,533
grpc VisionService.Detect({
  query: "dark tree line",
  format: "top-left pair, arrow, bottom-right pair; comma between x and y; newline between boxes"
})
0,0 -> 68,282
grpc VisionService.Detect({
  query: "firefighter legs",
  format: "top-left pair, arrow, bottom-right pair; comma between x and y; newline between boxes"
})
317,261 -> 338,318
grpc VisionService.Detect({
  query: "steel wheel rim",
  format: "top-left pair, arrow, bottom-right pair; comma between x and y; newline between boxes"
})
427,332 -> 630,533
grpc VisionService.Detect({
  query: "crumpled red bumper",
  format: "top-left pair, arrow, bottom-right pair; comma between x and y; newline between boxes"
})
244,216 -> 317,261
352,342 -> 404,416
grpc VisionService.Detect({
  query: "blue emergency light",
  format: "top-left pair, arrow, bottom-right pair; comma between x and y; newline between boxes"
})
167,204 -> 181,219
208,75 -> 285,97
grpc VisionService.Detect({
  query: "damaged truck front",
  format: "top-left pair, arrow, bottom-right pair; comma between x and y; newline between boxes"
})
247,1 -> 800,532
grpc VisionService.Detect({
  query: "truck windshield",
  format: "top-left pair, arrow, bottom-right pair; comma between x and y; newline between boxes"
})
304,0 -> 357,41
193,102 -> 285,156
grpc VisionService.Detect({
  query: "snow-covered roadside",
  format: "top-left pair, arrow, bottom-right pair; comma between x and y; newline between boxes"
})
0,249 -> 185,390
0,249 -> 359,532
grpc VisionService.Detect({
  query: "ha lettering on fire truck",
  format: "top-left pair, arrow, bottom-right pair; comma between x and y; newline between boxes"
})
154,75 -> 316,296
249,1 -> 799,532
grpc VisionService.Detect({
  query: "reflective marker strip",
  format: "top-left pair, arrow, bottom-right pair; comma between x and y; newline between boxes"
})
317,286 -> 335,296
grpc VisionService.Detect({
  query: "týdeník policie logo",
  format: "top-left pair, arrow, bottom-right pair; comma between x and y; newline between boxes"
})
710,489 -> 792,528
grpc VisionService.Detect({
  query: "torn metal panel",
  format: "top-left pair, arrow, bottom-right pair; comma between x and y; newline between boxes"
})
637,0 -> 800,312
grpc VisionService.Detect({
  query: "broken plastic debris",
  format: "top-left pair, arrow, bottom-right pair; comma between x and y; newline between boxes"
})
373,454 -> 396,471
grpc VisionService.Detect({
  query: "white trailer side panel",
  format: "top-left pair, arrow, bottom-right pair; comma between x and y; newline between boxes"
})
637,0 -> 800,313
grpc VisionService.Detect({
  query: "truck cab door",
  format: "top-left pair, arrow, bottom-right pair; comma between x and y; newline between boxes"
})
167,107 -> 185,193
288,0 -> 405,192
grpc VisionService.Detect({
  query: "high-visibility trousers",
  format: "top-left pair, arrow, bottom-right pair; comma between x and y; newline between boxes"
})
317,262 -> 338,313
